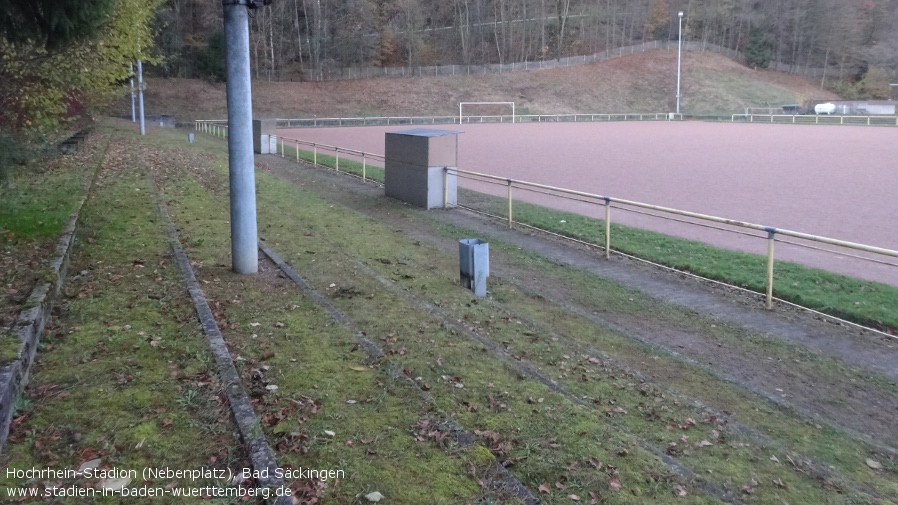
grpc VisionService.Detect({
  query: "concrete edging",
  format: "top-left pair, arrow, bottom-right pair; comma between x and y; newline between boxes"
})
153,198 -> 291,505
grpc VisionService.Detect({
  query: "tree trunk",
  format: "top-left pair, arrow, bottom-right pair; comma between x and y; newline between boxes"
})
294,0 -> 304,72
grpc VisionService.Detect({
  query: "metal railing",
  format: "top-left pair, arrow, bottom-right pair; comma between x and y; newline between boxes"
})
195,119 -> 229,136
271,113 -> 680,128
442,167 -> 898,313
192,125 -> 898,329
198,112 -> 897,133
271,135 -> 385,183
732,114 -> 898,126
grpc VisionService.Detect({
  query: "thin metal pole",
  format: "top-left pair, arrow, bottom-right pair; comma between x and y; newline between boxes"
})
137,59 -> 146,135
676,11 -> 683,115
223,1 -> 258,274
765,227 -> 776,309
507,180 -> 513,228
314,145 -> 317,165
604,197 -> 611,260
335,149 -> 340,171
362,153 -> 367,182
443,168 -> 449,208
130,62 -> 136,122
295,140 -> 299,162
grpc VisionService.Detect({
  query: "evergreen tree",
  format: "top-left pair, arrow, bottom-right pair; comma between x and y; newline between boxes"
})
744,27 -> 773,69
0,0 -> 116,49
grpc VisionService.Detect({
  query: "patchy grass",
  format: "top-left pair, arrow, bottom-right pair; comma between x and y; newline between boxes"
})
460,190 -> 898,333
0,133 -> 104,363
0,133 -> 252,503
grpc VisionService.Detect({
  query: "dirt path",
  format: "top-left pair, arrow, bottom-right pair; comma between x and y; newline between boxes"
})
260,152 -> 898,453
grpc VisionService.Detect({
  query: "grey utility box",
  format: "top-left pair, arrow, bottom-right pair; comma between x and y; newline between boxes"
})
459,239 -> 489,297
385,128 -> 462,209
146,115 -> 176,128
252,118 -> 277,154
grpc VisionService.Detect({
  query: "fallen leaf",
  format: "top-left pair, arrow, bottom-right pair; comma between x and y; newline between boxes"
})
77,459 -> 102,473
101,477 -> 131,490
866,458 -> 883,470
569,494 -> 580,501
699,440 -> 713,447
555,481 -> 566,490
349,365 -> 368,372
609,477 -> 621,491
538,482 -> 551,494
365,491 -> 384,502
741,485 -> 753,494
773,478 -> 787,489
676,485 -> 688,496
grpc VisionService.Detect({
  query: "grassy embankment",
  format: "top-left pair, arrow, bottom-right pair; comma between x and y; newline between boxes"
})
0,132 -> 252,503
141,125 -> 898,503
3,122 -> 896,504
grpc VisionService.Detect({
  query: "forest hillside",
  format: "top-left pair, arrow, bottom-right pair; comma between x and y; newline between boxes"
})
128,49 -> 839,121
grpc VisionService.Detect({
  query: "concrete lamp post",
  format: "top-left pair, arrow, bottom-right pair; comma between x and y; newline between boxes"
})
222,0 -> 271,274
677,11 -> 684,115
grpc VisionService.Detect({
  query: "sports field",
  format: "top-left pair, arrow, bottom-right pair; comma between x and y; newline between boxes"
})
279,121 -> 898,286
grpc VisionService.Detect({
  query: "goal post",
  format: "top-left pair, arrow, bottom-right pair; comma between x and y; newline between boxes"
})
459,102 -> 516,124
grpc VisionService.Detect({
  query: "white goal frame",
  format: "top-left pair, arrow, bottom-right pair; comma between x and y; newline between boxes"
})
459,102 -> 516,124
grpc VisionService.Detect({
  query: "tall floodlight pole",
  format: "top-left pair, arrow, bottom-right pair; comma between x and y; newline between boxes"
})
137,58 -> 146,135
130,62 -> 136,122
223,0 -> 260,274
676,11 -> 684,115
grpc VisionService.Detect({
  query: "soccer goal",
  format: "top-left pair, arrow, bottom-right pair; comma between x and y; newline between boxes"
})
459,102 -> 516,124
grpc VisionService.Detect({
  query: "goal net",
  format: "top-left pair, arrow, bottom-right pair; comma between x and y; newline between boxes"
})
459,102 -> 516,124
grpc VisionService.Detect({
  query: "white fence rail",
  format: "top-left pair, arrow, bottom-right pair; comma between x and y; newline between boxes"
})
732,114 -> 898,126
270,113 -> 679,128
196,112 -> 898,132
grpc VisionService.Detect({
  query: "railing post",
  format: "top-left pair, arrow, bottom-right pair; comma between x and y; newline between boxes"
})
280,136 -> 285,157
507,179 -> 513,228
335,149 -> 340,171
764,227 -> 776,310
362,153 -> 367,182
314,144 -> 317,166
604,197 -> 612,260
443,167 -> 449,208
295,140 -> 299,161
